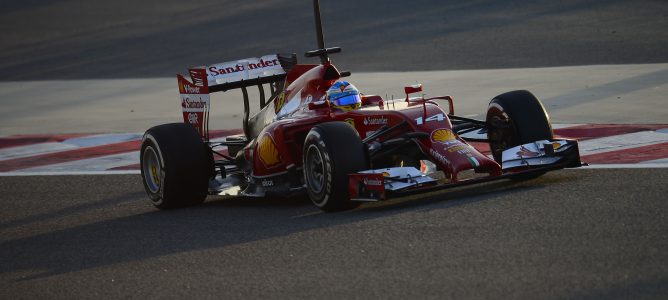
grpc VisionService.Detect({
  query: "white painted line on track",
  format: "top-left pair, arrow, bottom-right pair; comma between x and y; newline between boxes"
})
644,157 -> 668,164
578,130 -> 668,155
2,124 -> 668,176
0,142 -> 78,161
0,170 -> 140,176
0,133 -> 143,161
16,151 -> 140,173
552,123 -> 583,129
579,163 -> 668,169
61,133 -> 143,147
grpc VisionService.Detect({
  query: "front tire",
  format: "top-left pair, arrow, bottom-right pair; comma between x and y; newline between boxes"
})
303,122 -> 369,212
486,90 -> 553,180
140,123 -> 213,209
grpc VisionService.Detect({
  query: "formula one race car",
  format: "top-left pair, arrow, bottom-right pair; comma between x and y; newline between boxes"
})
140,0 -> 582,211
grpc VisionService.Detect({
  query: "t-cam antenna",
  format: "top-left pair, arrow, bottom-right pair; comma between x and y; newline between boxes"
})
305,0 -> 342,64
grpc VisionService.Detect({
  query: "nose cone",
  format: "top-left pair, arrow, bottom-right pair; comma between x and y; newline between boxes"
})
427,132 -> 501,181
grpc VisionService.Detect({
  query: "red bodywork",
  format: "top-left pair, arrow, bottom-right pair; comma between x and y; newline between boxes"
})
161,0 -> 581,207
239,61 -> 501,181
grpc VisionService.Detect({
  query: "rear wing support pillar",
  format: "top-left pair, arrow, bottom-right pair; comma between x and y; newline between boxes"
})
258,85 -> 266,109
239,80 -> 284,137
241,85 -> 250,138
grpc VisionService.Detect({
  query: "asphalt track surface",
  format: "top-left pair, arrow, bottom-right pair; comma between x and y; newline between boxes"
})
1,0 -> 667,79
1,0 -> 668,299
1,169 -> 667,299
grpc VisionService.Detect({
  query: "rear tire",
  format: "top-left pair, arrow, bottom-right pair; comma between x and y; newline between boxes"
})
486,90 -> 553,180
303,122 -> 369,212
140,123 -> 213,209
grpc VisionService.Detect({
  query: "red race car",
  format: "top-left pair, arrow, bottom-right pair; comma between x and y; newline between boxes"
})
140,0 -> 583,212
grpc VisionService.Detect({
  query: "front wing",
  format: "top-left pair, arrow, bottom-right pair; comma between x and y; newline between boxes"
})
348,138 -> 582,201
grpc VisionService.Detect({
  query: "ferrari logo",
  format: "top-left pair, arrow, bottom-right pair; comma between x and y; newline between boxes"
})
274,92 -> 286,114
151,165 -> 160,185
345,118 -> 355,128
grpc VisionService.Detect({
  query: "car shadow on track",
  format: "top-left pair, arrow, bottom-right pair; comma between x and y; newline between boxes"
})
205,193 -> 312,208
0,172 -> 581,281
0,191 -> 146,231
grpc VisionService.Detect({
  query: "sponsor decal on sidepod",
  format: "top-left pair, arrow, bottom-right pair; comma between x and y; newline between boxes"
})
431,128 -> 456,143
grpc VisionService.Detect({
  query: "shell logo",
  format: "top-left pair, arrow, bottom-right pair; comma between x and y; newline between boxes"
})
431,129 -> 456,143
258,134 -> 281,167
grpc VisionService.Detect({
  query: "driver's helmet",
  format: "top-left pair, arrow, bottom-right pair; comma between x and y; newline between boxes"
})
326,81 -> 362,111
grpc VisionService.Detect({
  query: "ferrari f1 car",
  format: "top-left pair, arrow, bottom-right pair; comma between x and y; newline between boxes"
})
140,0 -> 583,212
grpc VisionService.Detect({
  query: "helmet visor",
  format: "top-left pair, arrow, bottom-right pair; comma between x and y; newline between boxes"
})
334,94 -> 361,106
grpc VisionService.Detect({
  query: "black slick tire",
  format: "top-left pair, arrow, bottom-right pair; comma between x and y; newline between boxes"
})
140,123 -> 213,209
486,90 -> 553,180
303,122 -> 369,212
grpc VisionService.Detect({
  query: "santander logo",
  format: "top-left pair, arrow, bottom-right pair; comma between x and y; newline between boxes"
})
363,178 -> 383,186
181,97 -> 206,109
208,58 -> 280,76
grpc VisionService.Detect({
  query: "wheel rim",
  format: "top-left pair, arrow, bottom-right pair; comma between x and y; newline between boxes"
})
142,146 -> 162,194
305,144 -> 325,194
487,103 -> 517,162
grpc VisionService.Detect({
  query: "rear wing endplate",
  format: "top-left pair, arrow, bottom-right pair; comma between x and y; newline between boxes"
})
177,53 -> 297,140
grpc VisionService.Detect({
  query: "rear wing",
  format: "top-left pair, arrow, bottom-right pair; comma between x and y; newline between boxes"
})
177,53 -> 297,139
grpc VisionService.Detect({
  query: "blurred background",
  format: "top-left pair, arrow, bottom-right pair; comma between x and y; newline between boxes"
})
1,0 -> 667,80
